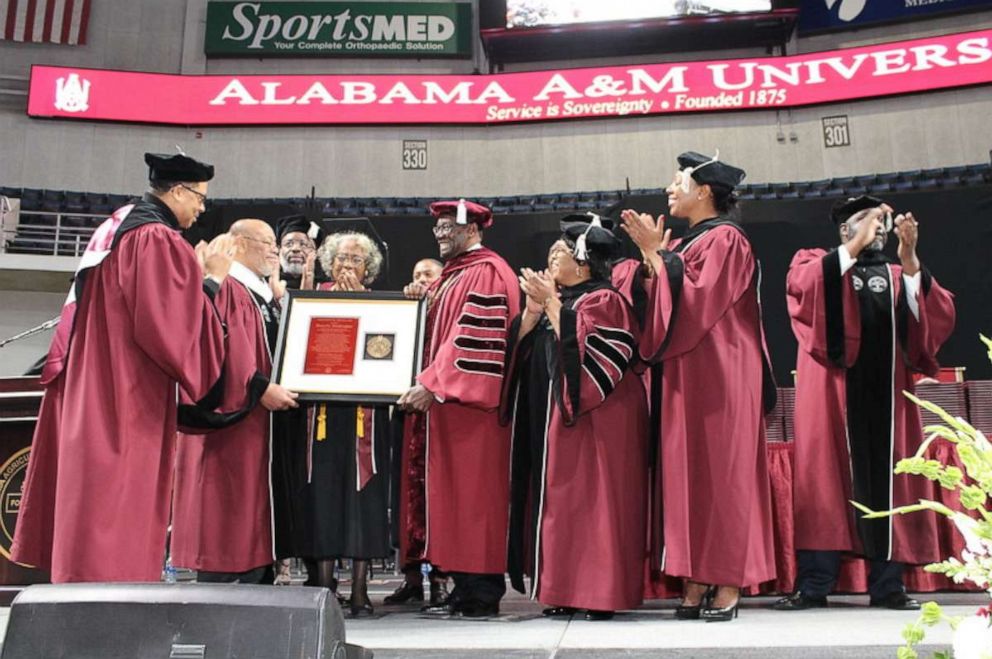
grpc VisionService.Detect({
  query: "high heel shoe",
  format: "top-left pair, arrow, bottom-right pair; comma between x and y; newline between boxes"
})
701,600 -> 739,622
674,585 -> 715,620
584,609 -> 614,621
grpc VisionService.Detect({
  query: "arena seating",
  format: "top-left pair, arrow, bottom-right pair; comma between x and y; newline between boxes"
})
2,163 -> 989,257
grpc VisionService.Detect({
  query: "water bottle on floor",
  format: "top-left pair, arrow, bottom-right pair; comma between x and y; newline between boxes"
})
163,558 -> 177,584
421,562 -> 431,591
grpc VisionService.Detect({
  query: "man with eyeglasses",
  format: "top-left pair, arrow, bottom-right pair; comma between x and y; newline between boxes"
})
396,200 -> 520,618
267,215 -> 326,585
172,219 -> 300,585
12,152 -> 236,583
275,215 -> 325,292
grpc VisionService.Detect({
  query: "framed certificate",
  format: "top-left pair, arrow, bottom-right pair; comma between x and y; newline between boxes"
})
272,291 -> 426,403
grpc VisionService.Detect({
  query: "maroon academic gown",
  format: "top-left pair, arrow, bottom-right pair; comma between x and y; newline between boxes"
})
640,219 -> 777,588
11,198 -> 226,583
503,284 -> 648,611
171,266 -> 274,573
399,246 -> 520,574
787,248 -> 956,563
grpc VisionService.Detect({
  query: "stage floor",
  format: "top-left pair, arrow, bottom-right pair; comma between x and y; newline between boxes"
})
0,577 -> 983,658
348,578 -> 983,658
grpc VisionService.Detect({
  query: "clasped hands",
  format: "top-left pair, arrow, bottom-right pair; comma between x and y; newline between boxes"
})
519,267 -> 557,315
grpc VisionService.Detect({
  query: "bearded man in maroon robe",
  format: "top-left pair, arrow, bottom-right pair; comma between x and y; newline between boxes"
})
397,200 -> 520,618
12,152 -> 234,583
171,219 -> 299,584
774,195 -> 955,611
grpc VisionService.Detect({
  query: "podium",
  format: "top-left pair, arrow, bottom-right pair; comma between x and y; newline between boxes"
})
0,376 -> 51,596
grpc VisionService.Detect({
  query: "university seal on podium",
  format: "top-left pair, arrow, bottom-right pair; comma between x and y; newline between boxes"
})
0,447 -> 31,562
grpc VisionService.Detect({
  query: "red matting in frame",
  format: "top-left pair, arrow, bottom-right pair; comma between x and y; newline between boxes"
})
303,317 -> 359,375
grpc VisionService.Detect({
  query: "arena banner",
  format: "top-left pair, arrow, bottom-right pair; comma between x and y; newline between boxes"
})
799,0 -> 992,33
27,29 -> 992,126
204,1 -> 473,57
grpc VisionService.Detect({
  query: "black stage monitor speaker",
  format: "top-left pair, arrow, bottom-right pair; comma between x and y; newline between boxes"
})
0,583 -> 372,659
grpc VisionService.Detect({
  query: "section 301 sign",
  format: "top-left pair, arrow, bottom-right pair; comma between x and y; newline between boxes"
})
205,1 -> 473,57
28,30 -> 992,126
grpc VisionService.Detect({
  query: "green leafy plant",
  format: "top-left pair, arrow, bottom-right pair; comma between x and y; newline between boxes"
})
852,335 -> 992,659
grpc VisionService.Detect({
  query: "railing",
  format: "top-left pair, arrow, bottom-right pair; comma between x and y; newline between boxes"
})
1,210 -> 105,258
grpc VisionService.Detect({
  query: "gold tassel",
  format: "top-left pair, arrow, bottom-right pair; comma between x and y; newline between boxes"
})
356,407 -> 365,438
317,404 -> 327,441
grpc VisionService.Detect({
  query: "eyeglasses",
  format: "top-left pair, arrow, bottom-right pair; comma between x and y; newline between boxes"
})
333,254 -> 365,266
432,223 -> 463,237
179,184 -> 208,205
281,239 -> 314,250
242,235 -> 278,249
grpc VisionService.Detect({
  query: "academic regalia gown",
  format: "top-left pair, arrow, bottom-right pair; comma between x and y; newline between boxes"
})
303,402 -> 391,560
787,248 -> 956,563
503,283 -> 648,612
269,279 -> 309,561
271,405 -> 310,559
171,264 -> 277,573
641,219 -> 777,588
301,282 -> 391,560
399,246 -> 521,574
11,196 -> 227,583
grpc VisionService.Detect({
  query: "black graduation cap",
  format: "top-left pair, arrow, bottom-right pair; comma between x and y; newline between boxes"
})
144,152 -> 214,182
830,194 -> 886,225
677,150 -> 745,191
276,213 -> 324,245
559,212 -> 619,262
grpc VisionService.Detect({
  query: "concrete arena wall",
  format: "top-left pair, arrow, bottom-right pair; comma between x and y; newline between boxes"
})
0,1 -> 990,199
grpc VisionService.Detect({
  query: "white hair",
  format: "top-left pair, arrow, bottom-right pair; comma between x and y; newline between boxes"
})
318,231 -> 383,286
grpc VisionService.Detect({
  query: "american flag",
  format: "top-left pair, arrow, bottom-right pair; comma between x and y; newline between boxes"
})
0,0 -> 91,45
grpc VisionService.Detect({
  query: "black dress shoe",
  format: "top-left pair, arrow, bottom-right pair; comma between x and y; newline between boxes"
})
349,601 -> 374,618
584,610 -> 614,621
457,601 -> 500,618
542,606 -> 578,617
383,581 -> 424,604
870,592 -> 921,610
421,602 -> 456,616
429,580 -> 450,607
701,601 -> 739,622
772,591 -> 828,611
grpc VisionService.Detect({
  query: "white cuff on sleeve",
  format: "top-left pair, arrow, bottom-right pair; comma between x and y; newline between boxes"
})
838,245 -> 856,276
903,271 -> 922,321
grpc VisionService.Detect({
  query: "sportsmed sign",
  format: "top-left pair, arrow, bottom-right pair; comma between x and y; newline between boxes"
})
27,30 -> 992,126
204,1 -> 472,57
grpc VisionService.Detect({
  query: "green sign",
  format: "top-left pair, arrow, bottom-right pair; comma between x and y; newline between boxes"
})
205,2 -> 473,57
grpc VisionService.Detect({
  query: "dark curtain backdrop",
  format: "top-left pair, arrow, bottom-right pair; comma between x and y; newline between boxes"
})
190,184 -> 992,381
